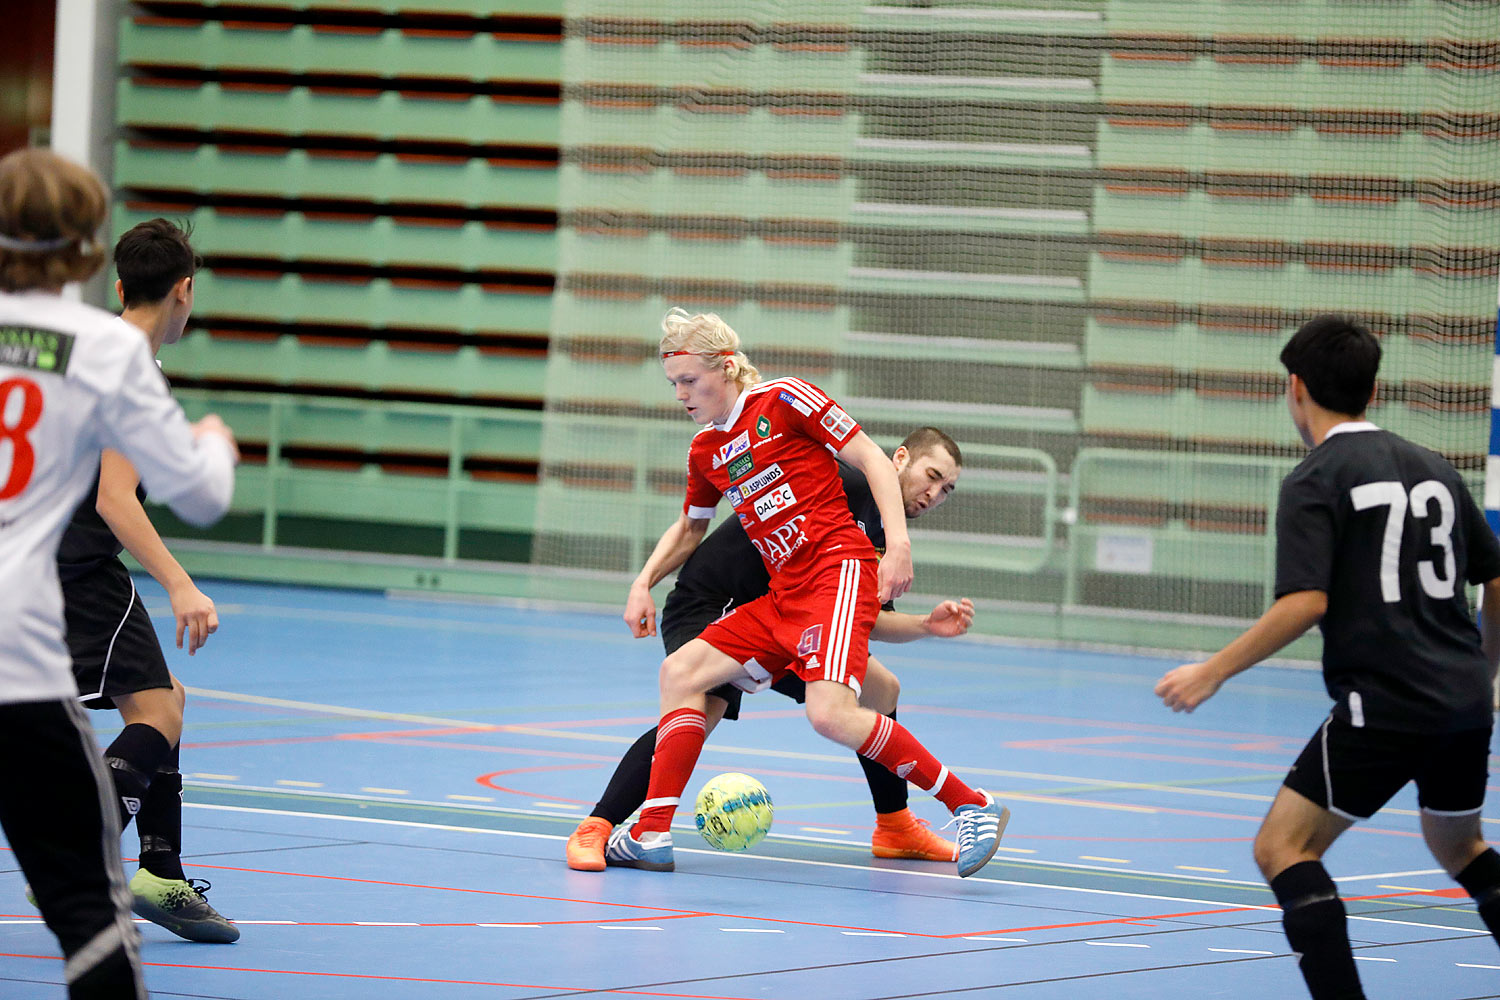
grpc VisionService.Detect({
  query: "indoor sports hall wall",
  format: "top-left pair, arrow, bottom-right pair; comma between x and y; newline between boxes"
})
114,0 -> 1500,653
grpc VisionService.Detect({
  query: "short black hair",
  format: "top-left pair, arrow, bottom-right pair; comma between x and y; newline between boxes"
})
1279,314 -> 1381,417
900,426 -> 962,467
114,218 -> 201,307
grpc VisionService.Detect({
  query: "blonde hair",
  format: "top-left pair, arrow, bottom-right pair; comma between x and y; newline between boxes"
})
659,308 -> 761,388
0,148 -> 108,293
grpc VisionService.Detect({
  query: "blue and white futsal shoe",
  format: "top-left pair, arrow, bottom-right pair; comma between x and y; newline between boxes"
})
604,826 -> 676,872
950,791 -> 1010,878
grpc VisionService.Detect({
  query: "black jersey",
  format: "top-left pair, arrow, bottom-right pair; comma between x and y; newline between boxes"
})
55,464 -> 145,583
664,462 -> 891,636
1274,423 -> 1500,733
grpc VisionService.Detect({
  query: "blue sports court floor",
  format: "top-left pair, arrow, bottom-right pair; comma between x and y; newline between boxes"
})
2,579 -> 1497,998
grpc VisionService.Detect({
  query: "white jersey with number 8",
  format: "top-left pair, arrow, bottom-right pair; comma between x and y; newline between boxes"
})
0,290 -> 235,703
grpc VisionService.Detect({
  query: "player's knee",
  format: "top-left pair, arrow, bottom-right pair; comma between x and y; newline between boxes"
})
658,652 -> 697,702
803,699 -> 856,744
1252,829 -> 1293,880
1428,832 -> 1487,876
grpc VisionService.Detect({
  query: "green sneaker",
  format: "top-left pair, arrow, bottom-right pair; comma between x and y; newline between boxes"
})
129,869 -> 239,943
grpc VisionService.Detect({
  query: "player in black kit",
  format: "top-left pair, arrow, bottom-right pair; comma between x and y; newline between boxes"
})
1156,315 -> 1500,1000
55,219 -> 238,944
567,427 -> 971,871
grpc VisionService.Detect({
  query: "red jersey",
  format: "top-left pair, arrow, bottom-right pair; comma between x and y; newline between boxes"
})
683,377 -> 878,591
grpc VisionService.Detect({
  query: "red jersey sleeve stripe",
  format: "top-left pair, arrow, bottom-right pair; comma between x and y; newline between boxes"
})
775,377 -> 830,409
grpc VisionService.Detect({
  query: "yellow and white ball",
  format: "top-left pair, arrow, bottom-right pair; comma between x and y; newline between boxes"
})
694,772 -> 773,851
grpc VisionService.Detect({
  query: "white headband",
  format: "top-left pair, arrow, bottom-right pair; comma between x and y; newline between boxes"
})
0,231 -> 75,253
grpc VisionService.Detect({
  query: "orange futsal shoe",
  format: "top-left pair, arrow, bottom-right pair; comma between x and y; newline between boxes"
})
567,816 -> 613,872
871,808 -> 959,862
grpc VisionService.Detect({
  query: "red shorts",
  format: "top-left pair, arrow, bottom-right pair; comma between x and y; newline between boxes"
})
697,558 -> 879,696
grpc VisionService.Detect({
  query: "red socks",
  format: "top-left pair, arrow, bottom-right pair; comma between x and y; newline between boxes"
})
858,714 -> 984,813
631,708 -> 707,837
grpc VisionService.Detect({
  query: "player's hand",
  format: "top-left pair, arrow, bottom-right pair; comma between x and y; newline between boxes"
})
169,582 -> 218,655
624,583 -> 657,638
192,413 -> 240,463
1155,661 -> 1223,713
923,598 -> 974,638
878,540 -> 913,604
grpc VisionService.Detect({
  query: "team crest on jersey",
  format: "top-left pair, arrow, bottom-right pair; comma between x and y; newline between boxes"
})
753,483 -> 797,522
727,452 -> 754,481
713,430 -> 751,470
0,326 -> 74,374
820,405 -> 856,441
756,415 -> 772,438
797,624 -> 823,656
777,389 -> 813,417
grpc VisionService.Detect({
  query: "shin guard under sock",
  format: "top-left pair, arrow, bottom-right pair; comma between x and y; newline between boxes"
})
103,724 -> 171,831
858,710 -> 910,815
137,742 -> 185,882
858,714 -> 984,813
631,709 -> 707,837
1456,847 -> 1500,946
1270,861 -> 1365,1000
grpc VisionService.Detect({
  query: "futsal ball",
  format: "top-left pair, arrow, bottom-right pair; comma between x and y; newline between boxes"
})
694,772 -> 774,852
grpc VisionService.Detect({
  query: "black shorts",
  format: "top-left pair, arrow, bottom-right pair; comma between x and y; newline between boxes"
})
662,594 -> 807,722
61,560 -> 171,710
1283,715 -> 1491,820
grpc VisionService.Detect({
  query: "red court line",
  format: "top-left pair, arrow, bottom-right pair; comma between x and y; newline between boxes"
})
0,953 -> 771,1000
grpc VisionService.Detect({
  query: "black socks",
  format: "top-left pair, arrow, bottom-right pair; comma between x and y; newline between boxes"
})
1456,847 -> 1500,945
1270,860 -> 1365,1000
137,741 -> 186,882
103,724 -> 171,830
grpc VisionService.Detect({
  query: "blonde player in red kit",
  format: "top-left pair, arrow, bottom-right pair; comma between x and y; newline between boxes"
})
608,309 -> 1008,877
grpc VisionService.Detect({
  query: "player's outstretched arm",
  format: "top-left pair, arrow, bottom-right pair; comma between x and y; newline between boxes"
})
95,449 -> 219,655
624,514 -> 710,637
871,598 -> 975,643
1156,589 -> 1326,713
837,431 -> 912,602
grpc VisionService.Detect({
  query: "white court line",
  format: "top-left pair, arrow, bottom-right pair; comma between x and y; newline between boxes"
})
354,921 -> 417,926
478,923 -> 538,928
1086,941 -> 1149,948
1336,869 -> 1445,883
599,925 -> 661,931
1209,948 -> 1274,956
181,802 -> 1490,938
1354,956 -> 1397,963
844,931 -> 905,937
964,936 -> 1029,942
1458,962 -> 1500,969
721,928 -> 784,934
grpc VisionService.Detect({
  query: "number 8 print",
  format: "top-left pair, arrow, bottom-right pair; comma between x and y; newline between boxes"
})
0,377 -> 43,500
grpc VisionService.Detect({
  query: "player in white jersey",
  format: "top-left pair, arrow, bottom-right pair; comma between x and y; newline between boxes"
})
0,148 -> 237,999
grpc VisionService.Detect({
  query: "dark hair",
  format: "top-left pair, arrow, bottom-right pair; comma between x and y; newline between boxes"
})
114,217 -> 201,306
0,148 -> 107,292
1279,314 -> 1381,417
900,426 -> 962,467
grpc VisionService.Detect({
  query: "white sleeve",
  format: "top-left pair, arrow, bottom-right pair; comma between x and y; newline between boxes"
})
95,335 -> 236,527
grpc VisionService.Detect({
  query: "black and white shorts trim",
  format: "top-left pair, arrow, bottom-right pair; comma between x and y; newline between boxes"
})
1283,714 -> 1491,821
61,560 -> 171,710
